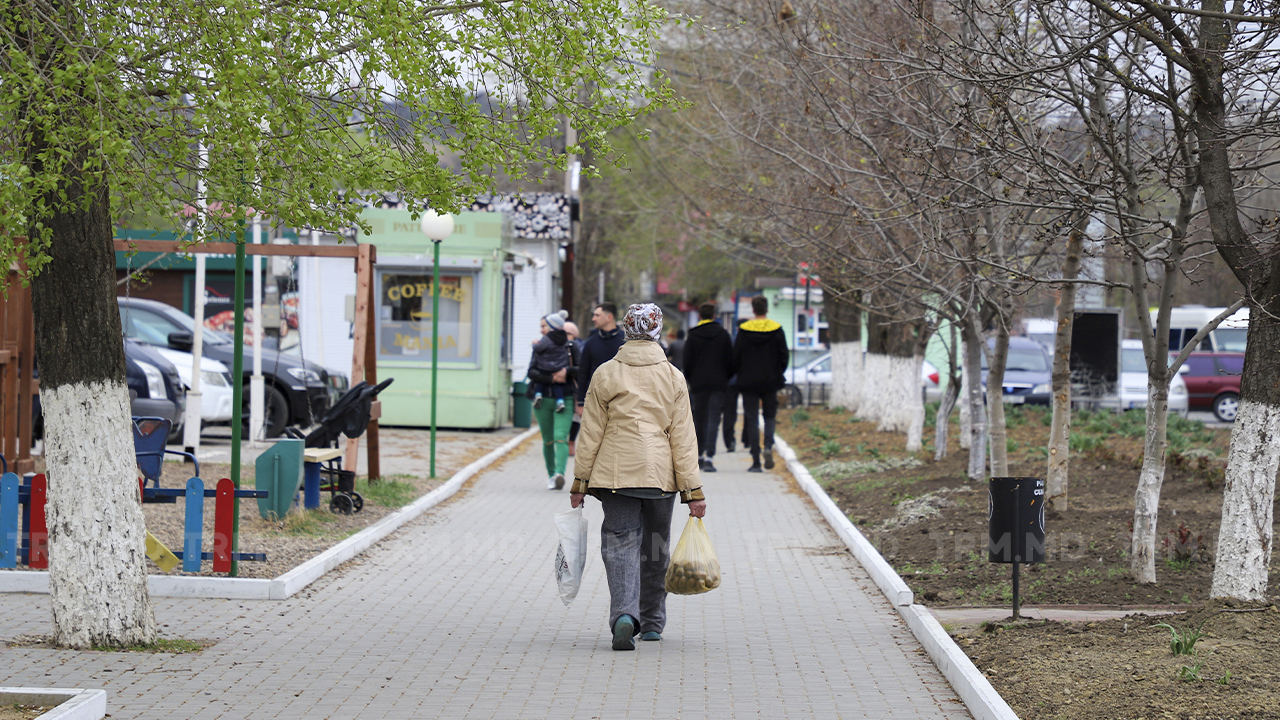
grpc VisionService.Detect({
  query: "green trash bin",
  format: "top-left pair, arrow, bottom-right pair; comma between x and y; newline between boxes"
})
512,381 -> 532,428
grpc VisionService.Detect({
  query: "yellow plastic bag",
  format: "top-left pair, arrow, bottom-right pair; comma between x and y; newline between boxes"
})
664,517 -> 722,595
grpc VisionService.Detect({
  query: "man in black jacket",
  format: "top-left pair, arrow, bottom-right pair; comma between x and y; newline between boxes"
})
683,302 -> 733,472
732,295 -> 789,472
575,302 -> 626,411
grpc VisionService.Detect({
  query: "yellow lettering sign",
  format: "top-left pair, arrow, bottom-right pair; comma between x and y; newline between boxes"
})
392,333 -> 458,351
384,282 -> 467,304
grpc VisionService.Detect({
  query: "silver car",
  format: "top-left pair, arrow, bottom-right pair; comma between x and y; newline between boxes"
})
1118,339 -> 1189,416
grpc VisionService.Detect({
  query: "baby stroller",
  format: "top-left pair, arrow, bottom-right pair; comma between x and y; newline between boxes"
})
285,378 -> 393,514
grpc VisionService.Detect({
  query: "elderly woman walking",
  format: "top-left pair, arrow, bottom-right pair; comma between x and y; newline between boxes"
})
570,303 -> 706,651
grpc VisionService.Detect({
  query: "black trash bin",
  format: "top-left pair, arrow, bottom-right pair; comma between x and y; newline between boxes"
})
988,477 -> 1046,564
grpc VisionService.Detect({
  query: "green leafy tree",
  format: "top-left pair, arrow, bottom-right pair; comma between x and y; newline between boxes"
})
1,0 -> 675,648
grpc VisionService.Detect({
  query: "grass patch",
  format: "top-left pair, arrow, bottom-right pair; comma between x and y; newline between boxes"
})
356,476 -> 418,509
279,508 -> 343,536
810,456 -> 924,484
92,638 -> 210,653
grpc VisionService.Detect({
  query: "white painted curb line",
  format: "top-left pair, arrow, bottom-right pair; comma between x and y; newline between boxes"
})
0,687 -> 106,720
1,428 -> 539,602
773,434 -> 1018,720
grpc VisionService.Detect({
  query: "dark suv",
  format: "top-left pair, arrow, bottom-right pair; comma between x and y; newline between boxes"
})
1177,352 -> 1244,422
35,339 -> 185,441
118,297 -> 343,437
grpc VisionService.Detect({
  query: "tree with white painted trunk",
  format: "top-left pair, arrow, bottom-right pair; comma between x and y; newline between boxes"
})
1,0 -> 674,647
824,289 -> 863,413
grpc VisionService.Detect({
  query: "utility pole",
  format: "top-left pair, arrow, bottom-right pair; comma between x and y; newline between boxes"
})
564,115 -> 580,316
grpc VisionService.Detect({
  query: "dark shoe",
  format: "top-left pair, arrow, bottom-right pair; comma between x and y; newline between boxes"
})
612,615 -> 637,651
532,395 -> 544,409
724,440 -> 735,453
553,473 -> 565,490
641,631 -> 662,641
747,464 -> 763,473
702,460 -> 716,473
698,457 -> 708,470
763,448 -> 774,470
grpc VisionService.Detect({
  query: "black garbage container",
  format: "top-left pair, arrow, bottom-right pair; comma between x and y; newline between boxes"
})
988,477 -> 1046,564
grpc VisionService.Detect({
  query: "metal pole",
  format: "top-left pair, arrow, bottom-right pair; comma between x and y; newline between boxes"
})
184,148 -> 207,458
230,219 -> 246,577
250,213 -> 263,445
1012,481 -> 1021,620
430,239 -> 442,478
804,276 -> 812,403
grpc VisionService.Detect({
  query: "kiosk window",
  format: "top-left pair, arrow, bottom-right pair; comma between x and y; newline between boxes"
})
378,269 -> 481,365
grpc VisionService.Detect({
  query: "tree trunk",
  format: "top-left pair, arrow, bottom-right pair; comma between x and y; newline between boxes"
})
1210,303 -> 1280,601
958,346 -> 971,449
877,352 -> 925,450
986,323 -> 1011,478
27,144 -> 156,647
934,380 -> 959,461
856,353 -> 889,425
1188,2 -> 1279,601
1130,383 -> 1171,584
859,311 -> 926,449
1046,221 -> 1085,512
961,312 -> 987,480
826,288 -> 862,412
933,324 -> 960,460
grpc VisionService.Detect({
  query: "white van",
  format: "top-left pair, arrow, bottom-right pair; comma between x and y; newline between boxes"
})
1156,306 -> 1249,353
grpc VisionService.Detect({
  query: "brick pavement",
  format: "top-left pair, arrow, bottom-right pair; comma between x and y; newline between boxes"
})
0,441 -> 971,719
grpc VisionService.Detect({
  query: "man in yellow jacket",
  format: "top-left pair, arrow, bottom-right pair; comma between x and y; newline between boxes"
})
732,295 -> 789,472
571,303 -> 707,651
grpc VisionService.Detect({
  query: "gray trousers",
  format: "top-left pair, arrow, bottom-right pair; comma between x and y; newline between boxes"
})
598,492 -> 675,635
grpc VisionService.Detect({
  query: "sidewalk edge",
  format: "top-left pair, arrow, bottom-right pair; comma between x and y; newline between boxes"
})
0,428 -> 539,601
773,434 -> 1018,720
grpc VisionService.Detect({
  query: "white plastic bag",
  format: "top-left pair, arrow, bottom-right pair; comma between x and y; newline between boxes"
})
554,506 -> 588,606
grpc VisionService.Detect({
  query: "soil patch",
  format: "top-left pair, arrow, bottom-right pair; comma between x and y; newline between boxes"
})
778,404 -> 1280,719
0,705 -> 50,720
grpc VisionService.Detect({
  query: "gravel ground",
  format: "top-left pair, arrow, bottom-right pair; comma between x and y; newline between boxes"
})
23,430 -> 531,580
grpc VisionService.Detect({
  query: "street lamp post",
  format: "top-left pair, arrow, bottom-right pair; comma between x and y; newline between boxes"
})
420,210 -> 455,478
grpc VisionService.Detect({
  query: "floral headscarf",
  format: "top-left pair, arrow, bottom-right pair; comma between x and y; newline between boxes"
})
622,303 -> 663,342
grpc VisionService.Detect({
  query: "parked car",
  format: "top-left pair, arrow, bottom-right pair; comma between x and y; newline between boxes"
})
118,297 -> 342,437
126,339 -> 187,435
1117,339 -> 1188,416
36,339 -> 186,442
981,336 -> 1053,405
782,353 -> 832,406
1176,352 -> 1244,422
1159,306 -> 1249,353
153,347 -> 236,426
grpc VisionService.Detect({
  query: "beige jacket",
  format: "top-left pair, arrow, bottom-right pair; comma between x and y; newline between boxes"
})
571,340 -> 704,503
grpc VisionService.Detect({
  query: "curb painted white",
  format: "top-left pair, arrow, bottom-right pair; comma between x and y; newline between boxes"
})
901,606 -> 1018,720
773,434 -> 1019,720
1,428 -> 539,602
0,687 -> 106,720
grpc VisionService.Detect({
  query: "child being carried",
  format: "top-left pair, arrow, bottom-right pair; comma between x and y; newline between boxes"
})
530,310 -> 572,412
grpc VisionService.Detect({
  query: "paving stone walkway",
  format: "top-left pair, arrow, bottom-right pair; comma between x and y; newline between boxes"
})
0,441 -> 971,719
